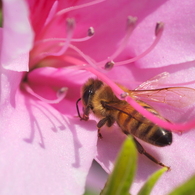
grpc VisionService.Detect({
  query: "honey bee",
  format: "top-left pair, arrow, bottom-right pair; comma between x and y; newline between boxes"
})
76,75 -> 195,169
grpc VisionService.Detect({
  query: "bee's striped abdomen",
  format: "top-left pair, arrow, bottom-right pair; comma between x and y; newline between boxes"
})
116,102 -> 172,147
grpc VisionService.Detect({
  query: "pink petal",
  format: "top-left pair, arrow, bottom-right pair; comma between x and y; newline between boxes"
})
1,0 -> 34,71
0,90 -> 97,195
0,69 -> 23,106
26,0 -> 57,36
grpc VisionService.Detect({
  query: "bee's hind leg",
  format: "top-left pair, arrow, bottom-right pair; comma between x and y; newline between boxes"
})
97,117 -> 115,139
133,137 -> 170,170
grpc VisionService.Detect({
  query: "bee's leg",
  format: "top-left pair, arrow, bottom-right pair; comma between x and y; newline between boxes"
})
82,105 -> 91,121
106,116 -> 115,127
97,117 -> 115,139
133,137 -> 170,170
76,98 -> 91,120
76,98 -> 84,120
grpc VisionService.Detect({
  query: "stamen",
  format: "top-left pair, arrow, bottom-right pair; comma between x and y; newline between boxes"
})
69,44 -> 97,68
31,2 -> 101,69
23,83 -> 68,104
37,0 -> 105,40
50,18 -> 75,57
68,44 -> 115,73
31,18 -> 76,65
100,16 -> 137,68
107,16 -> 137,61
56,0 -> 105,16
108,22 -> 165,67
32,25 -> 94,68
35,27 -> 95,45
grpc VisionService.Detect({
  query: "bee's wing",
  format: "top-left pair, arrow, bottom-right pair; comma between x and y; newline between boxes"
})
130,87 -> 195,108
135,72 -> 170,90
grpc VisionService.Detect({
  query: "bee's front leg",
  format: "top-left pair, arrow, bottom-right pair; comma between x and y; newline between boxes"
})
81,106 -> 91,121
97,117 -> 115,139
76,98 -> 90,121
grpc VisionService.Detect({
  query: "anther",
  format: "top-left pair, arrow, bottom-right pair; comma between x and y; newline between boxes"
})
57,87 -> 68,97
120,92 -> 129,98
111,21 -> 165,67
96,16 -> 137,68
105,61 -> 115,70
127,16 -> 137,28
155,22 -> 164,36
37,0 -> 105,41
66,18 -> 75,33
88,27 -> 95,36
23,83 -> 67,104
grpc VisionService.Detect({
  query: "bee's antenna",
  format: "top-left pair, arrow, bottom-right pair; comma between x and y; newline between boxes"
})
76,98 -> 82,119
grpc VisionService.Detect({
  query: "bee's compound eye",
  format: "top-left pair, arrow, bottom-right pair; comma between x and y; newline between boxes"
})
82,88 -> 93,106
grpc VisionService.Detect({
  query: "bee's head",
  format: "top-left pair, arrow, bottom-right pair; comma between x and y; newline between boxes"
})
81,78 -> 103,106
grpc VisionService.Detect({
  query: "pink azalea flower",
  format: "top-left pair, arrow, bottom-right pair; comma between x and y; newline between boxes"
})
1,0 -> 195,195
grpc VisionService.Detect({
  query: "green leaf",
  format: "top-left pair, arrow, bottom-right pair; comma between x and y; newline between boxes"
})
100,136 -> 137,195
168,175 -> 195,195
138,167 -> 167,195
83,189 -> 98,195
